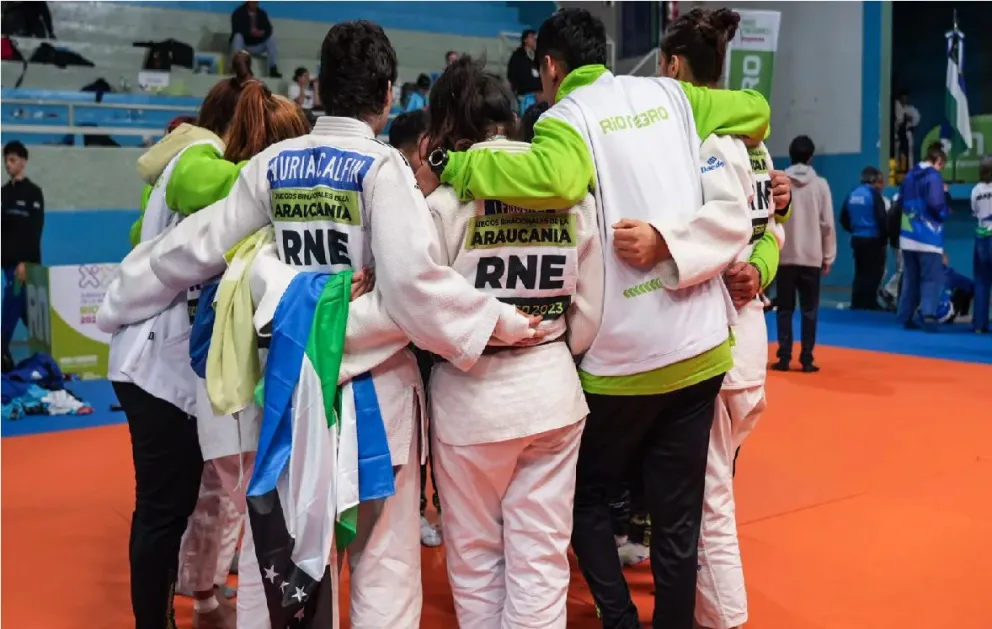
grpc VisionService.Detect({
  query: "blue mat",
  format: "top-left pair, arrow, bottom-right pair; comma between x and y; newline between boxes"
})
1,379 -> 125,438
766,308 -> 992,365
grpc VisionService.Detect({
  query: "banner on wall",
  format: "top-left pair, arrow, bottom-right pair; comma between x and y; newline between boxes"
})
921,113 -> 989,183
25,263 -> 118,379
725,10 -> 781,102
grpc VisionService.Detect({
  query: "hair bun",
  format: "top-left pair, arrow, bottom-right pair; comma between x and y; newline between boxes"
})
709,8 -> 741,41
231,50 -> 254,84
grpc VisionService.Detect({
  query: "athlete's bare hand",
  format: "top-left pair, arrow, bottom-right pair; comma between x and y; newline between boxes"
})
414,162 -> 440,197
350,268 -> 375,301
724,262 -> 760,310
770,170 -> 791,211
612,219 -> 670,269
519,310 -> 553,341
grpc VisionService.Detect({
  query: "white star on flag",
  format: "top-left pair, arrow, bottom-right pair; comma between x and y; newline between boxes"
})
264,565 -> 279,583
292,586 -> 307,603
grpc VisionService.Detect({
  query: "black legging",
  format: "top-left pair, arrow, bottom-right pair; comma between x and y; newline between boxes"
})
114,382 -> 203,629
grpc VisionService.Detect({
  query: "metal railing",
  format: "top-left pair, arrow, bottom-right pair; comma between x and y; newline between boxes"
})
626,47 -> 660,77
2,97 -> 196,129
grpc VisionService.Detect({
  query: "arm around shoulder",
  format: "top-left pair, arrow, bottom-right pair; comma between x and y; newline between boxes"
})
369,151 -> 530,370
441,116 -> 594,210
680,82 -> 771,140
566,193 -> 603,357
653,135 -> 752,289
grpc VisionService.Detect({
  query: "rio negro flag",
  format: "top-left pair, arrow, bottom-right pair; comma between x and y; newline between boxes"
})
942,18 -> 972,157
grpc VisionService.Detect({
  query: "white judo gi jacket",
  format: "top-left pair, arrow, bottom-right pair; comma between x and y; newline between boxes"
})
97,116 -> 537,467
540,74 -> 748,379
426,138 -> 604,446
106,139 -> 223,415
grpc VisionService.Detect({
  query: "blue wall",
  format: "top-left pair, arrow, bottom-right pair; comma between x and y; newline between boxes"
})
129,1 -> 526,37
41,210 -> 139,266
505,1 -> 557,31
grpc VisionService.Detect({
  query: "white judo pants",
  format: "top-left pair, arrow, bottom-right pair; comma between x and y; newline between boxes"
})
433,421 -> 584,629
178,453 -> 250,593
237,431 -> 422,629
695,386 -> 766,629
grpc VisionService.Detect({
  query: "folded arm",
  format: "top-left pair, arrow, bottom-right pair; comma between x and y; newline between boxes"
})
654,135 -> 752,289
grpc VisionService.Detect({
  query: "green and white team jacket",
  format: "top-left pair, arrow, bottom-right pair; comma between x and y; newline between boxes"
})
441,64 -> 771,396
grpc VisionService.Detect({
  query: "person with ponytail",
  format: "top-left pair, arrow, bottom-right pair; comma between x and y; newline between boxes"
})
107,50 -> 310,629
99,21 -> 540,629
422,56 -> 601,629
174,78 -> 311,629
659,9 -> 792,629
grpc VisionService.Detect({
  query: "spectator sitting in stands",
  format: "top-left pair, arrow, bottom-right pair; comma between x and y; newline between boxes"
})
230,1 -> 281,78
289,66 -> 319,114
388,109 -> 427,173
517,101 -> 549,143
405,73 -> 430,112
445,50 -> 459,67
507,29 -> 542,106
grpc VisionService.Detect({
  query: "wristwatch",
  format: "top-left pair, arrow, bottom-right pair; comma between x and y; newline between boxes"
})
427,148 -> 449,177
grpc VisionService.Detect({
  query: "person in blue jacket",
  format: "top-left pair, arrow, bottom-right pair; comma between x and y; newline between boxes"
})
841,166 -> 889,309
896,143 -> 949,330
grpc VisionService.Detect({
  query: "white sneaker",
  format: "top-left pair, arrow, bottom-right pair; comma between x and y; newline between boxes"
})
420,515 -> 442,547
617,541 -> 649,566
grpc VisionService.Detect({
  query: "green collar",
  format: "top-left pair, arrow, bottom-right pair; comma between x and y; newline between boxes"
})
555,64 -> 609,102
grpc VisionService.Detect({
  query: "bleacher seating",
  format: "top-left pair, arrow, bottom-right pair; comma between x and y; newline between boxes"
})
0,1 -> 558,233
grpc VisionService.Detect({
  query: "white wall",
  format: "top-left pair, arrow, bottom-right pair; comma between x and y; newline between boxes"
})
690,2 -> 864,157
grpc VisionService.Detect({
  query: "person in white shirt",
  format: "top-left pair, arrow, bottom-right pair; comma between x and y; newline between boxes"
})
422,56 -> 603,629
972,156 -> 992,333
288,67 -> 318,113
658,9 -> 792,629
96,21 -> 540,629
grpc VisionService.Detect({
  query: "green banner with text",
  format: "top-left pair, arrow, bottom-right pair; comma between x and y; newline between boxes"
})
725,10 -> 781,103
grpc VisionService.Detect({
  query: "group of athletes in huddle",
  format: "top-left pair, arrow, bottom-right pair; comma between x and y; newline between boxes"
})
97,7 -> 796,629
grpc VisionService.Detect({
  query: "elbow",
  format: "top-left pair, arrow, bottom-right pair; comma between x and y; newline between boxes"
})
554,173 -> 589,207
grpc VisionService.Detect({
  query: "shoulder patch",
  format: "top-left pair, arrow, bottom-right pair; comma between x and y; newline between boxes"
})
701,155 -> 725,173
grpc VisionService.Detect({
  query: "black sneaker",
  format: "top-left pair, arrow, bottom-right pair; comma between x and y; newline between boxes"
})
801,363 -> 820,373
269,65 -> 282,78
770,359 -> 790,372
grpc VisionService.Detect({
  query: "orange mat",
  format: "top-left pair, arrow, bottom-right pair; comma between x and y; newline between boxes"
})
3,345 -> 991,629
